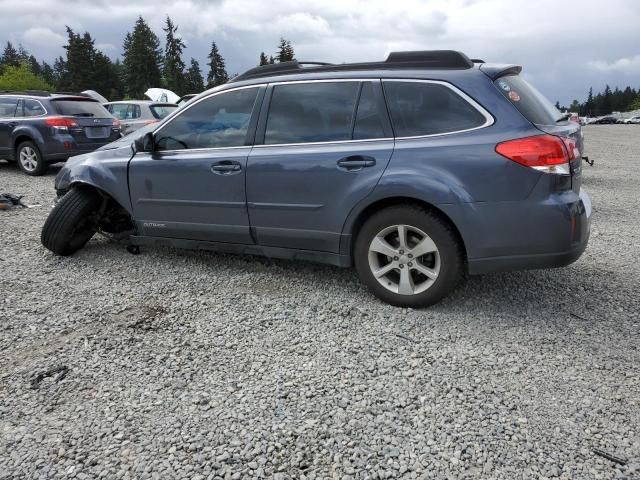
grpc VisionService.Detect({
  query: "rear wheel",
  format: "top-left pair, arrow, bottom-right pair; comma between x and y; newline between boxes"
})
354,205 -> 465,308
16,141 -> 48,176
41,187 -> 102,256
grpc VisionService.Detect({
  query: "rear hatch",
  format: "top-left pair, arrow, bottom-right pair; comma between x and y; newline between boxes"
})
50,97 -> 118,144
493,75 -> 583,193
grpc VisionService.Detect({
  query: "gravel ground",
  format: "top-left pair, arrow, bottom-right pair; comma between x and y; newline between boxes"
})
0,125 -> 638,480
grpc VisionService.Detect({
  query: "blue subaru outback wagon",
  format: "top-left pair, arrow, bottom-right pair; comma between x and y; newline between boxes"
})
42,51 -> 591,307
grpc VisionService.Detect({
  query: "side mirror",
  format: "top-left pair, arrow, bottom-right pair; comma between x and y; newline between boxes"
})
133,132 -> 155,153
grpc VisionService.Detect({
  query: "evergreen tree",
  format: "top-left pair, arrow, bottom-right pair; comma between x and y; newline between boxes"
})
53,56 -> 67,89
122,16 -> 163,98
162,16 -> 186,95
602,84 -> 613,114
184,58 -> 204,93
206,41 -> 228,87
276,38 -> 295,62
259,52 -> 269,66
40,61 -> 55,88
269,56 -> 276,64
94,51 -> 123,100
1,42 -> 21,69
584,87 -> 594,116
62,27 -> 97,91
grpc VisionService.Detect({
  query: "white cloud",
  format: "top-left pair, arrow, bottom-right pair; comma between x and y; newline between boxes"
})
588,55 -> 640,74
22,27 -> 65,47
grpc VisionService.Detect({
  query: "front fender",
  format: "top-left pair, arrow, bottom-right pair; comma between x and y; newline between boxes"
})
55,146 -> 134,214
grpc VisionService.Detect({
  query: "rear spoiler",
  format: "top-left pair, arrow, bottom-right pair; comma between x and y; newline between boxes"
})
479,63 -> 522,80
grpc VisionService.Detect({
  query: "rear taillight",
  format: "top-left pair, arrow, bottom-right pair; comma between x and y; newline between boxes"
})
112,118 -> 121,129
496,134 -> 571,175
46,117 -> 79,130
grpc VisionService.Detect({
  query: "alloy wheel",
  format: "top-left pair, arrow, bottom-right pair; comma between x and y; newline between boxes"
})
367,224 -> 441,295
19,146 -> 39,172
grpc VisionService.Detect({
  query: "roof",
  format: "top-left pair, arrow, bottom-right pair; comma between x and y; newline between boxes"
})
231,50 -> 475,83
0,91 -> 100,100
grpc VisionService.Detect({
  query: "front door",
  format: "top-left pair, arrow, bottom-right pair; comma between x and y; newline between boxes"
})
128,86 -> 264,244
246,80 -> 394,252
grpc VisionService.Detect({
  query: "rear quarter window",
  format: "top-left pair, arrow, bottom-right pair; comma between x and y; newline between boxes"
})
150,105 -> 177,119
494,75 -> 560,125
384,81 -> 489,137
52,99 -> 110,117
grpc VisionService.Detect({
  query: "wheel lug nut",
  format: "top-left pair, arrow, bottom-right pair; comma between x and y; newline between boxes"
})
399,249 -> 404,254
399,264 -> 404,268
408,262 -> 413,267
393,256 -> 399,261
408,254 -> 413,258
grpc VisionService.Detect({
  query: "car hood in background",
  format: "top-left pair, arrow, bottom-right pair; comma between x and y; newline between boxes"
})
81,90 -> 109,103
144,88 -> 180,104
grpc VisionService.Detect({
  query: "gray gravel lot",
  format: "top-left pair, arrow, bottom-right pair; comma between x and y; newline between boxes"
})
0,125 -> 639,479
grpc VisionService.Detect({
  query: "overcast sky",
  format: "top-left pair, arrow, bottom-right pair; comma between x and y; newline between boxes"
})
0,0 -> 638,104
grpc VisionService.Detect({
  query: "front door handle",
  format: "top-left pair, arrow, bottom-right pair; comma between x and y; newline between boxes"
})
337,155 -> 376,170
211,161 -> 242,174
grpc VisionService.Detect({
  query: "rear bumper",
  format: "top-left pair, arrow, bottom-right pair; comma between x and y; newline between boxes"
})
42,134 -> 121,162
455,189 -> 592,275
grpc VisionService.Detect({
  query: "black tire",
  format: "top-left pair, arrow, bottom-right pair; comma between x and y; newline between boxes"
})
354,205 -> 465,308
41,187 -> 102,256
16,141 -> 48,176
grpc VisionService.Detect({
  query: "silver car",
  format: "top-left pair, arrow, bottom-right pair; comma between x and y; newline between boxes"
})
103,100 -> 177,136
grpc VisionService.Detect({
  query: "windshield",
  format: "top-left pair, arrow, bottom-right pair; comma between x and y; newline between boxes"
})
52,99 -> 111,117
494,75 -> 561,125
150,105 -> 178,119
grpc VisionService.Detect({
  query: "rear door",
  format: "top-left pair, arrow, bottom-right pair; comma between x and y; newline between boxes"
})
0,97 -> 19,157
50,97 -> 119,145
246,80 -> 394,252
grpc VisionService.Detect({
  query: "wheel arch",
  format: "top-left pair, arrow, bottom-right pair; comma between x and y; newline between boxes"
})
343,196 -> 468,265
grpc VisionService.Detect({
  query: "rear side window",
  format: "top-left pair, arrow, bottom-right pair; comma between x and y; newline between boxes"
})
24,99 -> 46,117
384,81 -> 488,137
52,99 -> 109,117
150,105 -> 177,119
0,98 -> 18,117
155,87 -> 259,151
265,82 -> 359,144
107,104 -> 131,120
495,75 -> 560,125
353,82 -> 387,140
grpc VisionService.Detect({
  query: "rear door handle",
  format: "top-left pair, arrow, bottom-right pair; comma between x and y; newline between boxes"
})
211,161 -> 242,174
336,155 -> 376,170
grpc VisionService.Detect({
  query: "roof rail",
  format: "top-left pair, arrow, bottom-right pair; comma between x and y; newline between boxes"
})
52,91 -> 93,98
0,90 -> 52,97
230,50 -> 473,83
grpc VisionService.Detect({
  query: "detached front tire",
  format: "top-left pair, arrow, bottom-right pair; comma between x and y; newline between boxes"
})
41,187 -> 102,256
354,205 -> 465,308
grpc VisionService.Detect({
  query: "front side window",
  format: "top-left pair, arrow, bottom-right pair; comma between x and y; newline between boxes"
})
384,81 -> 488,137
24,99 -> 46,117
265,82 -> 360,145
155,88 -> 259,151
0,98 -> 18,117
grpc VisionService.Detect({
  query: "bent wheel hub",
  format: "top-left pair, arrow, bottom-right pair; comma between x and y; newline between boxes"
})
19,147 -> 38,172
367,224 -> 441,295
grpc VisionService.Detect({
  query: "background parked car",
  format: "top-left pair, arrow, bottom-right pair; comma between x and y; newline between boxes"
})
592,116 -> 618,124
623,115 -> 640,124
104,100 -> 177,135
0,91 -> 120,175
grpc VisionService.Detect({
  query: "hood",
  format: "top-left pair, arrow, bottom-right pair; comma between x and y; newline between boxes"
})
144,88 -> 180,104
98,122 -> 157,151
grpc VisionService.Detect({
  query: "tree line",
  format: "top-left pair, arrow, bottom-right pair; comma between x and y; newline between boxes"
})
558,85 -> 640,116
0,16 -> 296,100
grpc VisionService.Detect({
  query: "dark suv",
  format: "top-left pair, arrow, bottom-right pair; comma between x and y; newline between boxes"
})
41,51 -> 592,307
0,91 -> 121,175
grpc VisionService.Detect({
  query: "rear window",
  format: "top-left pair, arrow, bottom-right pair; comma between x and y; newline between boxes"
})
52,99 -> 110,117
150,105 -> 177,119
384,81 -> 488,137
495,75 -> 560,125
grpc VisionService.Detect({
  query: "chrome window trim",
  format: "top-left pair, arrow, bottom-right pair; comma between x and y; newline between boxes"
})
383,78 -> 495,139
149,77 -> 494,153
